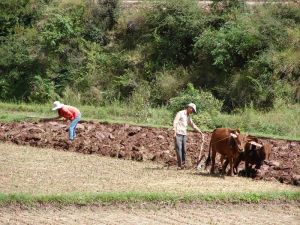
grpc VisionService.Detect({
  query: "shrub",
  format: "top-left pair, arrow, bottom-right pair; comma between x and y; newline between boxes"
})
28,76 -> 58,103
193,111 -> 215,130
135,0 -> 206,67
194,10 -> 286,71
168,83 -> 223,115
83,0 -> 120,44
151,67 -> 189,104
128,82 -> 152,121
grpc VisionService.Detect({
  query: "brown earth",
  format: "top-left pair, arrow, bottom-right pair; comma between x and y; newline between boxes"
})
0,121 -> 299,186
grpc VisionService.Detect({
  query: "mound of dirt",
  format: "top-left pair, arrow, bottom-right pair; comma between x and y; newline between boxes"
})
0,121 -> 299,185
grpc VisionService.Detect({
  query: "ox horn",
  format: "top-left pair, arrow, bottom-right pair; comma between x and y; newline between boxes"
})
230,133 -> 238,138
249,141 -> 263,148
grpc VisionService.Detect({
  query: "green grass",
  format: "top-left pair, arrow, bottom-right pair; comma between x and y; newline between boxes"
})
0,101 -> 299,140
0,190 -> 299,206
0,101 -> 172,128
216,104 -> 300,141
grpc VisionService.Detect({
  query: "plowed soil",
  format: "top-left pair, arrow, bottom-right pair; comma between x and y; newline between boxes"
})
0,121 -> 299,185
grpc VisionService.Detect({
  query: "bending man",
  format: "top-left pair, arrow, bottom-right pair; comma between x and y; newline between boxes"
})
52,101 -> 81,141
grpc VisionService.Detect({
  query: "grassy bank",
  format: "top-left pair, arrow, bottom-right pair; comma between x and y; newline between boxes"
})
0,102 -> 299,140
0,191 -> 299,205
0,101 -> 171,128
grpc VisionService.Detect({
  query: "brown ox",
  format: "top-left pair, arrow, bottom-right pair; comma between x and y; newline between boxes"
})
205,128 -> 246,176
234,137 -> 272,174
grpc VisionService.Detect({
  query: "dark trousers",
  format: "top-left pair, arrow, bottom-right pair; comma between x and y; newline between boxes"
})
175,134 -> 187,167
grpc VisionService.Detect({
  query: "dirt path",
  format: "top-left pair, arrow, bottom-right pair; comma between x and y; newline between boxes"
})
1,143 -> 295,194
0,121 -> 299,185
1,202 -> 299,225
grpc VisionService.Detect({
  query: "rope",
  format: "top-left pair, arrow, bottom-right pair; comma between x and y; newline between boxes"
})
196,135 -> 232,167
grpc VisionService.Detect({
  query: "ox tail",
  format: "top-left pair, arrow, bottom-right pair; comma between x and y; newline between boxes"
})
205,139 -> 212,169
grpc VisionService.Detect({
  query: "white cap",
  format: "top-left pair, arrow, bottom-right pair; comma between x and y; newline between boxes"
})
187,103 -> 197,113
52,101 -> 64,110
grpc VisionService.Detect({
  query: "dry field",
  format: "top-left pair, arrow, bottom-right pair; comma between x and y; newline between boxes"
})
0,143 -> 297,195
1,143 -> 300,225
1,202 -> 299,225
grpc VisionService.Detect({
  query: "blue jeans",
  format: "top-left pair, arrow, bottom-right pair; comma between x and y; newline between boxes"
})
69,114 -> 81,140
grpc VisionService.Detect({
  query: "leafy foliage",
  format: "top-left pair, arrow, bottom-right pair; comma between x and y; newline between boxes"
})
168,83 -> 223,115
0,0 -> 299,114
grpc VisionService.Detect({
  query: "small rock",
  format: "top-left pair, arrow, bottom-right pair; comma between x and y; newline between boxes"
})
27,127 -> 45,133
281,145 -> 289,151
76,124 -> 85,131
261,164 -> 269,171
95,132 -> 105,140
0,133 -> 6,141
290,142 -> 297,147
117,150 -> 125,158
157,135 -> 165,140
108,133 -> 115,140
292,174 -> 300,183
49,121 -> 59,126
256,169 -> 266,177
265,160 -> 281,167
144,152 -> 155,161
132,146 -> 139,151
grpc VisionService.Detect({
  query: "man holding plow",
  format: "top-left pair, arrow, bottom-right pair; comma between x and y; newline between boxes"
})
173,103 -> 204,169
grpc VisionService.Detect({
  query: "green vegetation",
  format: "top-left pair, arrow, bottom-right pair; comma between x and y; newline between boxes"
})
1,101 -> 299,140
0,190 -> 299,205
0,0 -> 299,138
0,101 -> 172,127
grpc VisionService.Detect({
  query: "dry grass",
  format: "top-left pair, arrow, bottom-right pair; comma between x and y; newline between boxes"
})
1,202 -> 299,225
0,143 -> 297,195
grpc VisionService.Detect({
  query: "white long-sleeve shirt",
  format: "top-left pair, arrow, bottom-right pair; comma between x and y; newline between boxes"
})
173,109 -> 198,136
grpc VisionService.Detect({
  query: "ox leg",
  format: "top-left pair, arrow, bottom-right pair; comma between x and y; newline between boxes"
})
255,163 -> 262,169
245,161 -> 250,176
210,150 -> 216,174
222,159 -> 229,175
234,156 -> 242,175
220,155 -> 224,167
227,158 -> 234,176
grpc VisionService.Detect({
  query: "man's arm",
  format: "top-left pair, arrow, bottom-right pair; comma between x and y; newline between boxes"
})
189,118 -> 205,162
63,109 -> 74,120
188,118 -> 203,135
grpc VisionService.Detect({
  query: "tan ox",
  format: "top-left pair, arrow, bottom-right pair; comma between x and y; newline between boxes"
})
205,128 -> 247,176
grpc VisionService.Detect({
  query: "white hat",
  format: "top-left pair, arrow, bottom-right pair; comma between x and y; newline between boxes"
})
187,103 -> 197,113
52,101 -> 64,110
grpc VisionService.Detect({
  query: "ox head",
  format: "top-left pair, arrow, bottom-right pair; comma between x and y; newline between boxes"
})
245,136 -> 263,151
245,138 -> 271,162
248,141 -> 263,150
229,129 -> 246,152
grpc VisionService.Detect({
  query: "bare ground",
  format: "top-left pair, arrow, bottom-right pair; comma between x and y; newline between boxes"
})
0,143 -> 297,194
0,121 -> 299,185
0,202 -> 299,225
